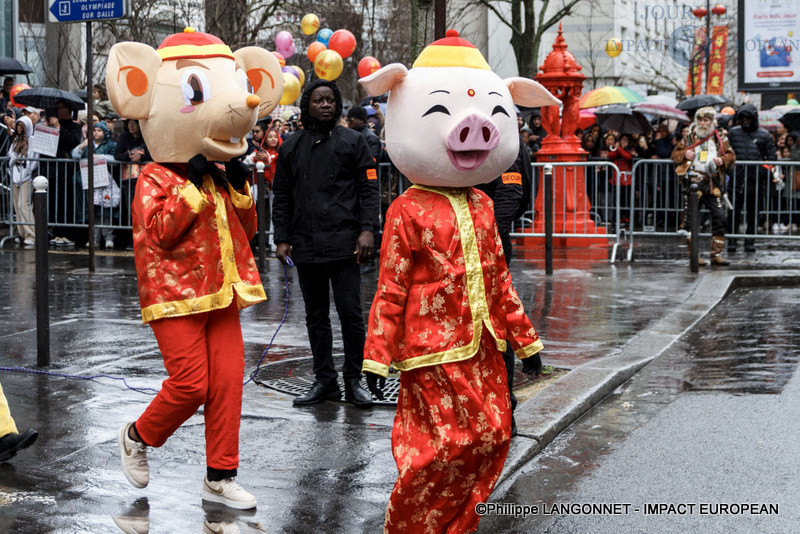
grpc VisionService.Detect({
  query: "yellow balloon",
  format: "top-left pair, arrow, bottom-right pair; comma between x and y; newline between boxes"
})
290,65 -> 305,86
605,38 -> 622,58
280,73 -> 301,105
314,49 -> 343,81
301,14 -> 320,36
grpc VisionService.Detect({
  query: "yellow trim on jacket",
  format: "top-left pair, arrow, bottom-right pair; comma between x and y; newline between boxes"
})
140,175 -> 265,323
387,185 -> 505,372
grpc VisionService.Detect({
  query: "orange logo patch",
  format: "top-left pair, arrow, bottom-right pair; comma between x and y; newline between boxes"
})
366,169 -> 378,180
502,172 -> 522,185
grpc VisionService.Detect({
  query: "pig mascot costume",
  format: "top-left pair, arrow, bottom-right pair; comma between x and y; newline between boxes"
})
359,30 -> 558,533
105,28 -> 282,509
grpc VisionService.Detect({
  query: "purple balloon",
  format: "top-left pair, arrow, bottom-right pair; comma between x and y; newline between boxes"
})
282,66 -> 300,80
275,31 -> 293,50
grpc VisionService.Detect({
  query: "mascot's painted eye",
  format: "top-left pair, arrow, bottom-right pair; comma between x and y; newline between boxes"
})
238,70 -> 253,94
491,105 -> 509,117
181,69 -> 211,106
422,104 -> 450,117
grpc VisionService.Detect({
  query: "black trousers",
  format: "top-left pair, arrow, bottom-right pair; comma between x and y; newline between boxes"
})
683,176 -> 727,236
296,258 -> 366,385
499,230 -> 518,411
729,166 -> 764,237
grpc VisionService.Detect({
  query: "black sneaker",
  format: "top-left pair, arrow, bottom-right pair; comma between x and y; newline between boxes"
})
0,429 -> 38,462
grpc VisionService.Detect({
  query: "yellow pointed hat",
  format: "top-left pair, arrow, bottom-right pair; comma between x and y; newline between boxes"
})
412,29 -> 490,70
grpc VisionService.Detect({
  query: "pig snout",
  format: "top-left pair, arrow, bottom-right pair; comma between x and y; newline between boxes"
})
446,114 -> 500,171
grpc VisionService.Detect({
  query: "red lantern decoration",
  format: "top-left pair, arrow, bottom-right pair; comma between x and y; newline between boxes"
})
711,3 -> 726,16
9,83 -> 30,108
693,6 -> 707,17
357,56 -> 381,79
327,29 -> 357,60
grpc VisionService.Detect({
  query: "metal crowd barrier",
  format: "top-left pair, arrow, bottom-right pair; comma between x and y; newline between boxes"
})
0,158 -> 409,251
8,155 -> 793,259
510,160 -> 629,262
630,159 -> 800,243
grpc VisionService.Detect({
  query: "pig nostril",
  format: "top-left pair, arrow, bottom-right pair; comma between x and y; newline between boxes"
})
482,127 -> 491,142
460,128 -> 469,143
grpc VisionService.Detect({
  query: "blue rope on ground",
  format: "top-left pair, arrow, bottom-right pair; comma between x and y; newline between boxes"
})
0,261 -> 294,395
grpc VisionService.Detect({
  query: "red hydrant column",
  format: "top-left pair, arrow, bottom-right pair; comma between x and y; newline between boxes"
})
531,24 -> 602,236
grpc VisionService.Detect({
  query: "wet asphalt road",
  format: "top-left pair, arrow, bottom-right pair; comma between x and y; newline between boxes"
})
481,286 -> 800,533
0,237 -> 798,533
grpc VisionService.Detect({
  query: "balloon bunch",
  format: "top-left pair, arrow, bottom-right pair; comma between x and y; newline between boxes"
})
275,13 -> 384,105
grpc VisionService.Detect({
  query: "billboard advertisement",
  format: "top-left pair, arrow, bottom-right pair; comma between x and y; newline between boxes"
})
739,0 -> 800,91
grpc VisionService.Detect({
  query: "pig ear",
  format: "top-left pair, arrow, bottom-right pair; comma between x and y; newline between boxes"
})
359,63 -> 408,96
504,77 -> 561,108
105,42 -> 161,120
234,47 -> 283,119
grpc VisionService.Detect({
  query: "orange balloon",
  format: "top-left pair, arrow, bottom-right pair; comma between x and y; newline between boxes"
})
307,42 -> 327,63
9,83 -> 30,108
328,29 -> 357,59
271,51 -> 286,68
357,56 -> 381,79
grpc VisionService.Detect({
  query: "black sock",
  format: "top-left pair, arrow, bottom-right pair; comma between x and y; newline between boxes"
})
207,467 -> 237,482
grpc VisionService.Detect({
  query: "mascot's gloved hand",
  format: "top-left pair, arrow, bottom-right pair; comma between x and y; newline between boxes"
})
187,154 -> 210,189
522,353 -> 543,376
224,159 -> 250,190
365,372 -> 386,401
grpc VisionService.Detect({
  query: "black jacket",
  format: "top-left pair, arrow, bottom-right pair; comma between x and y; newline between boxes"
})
475,139 -> 530,235
272,125 -> 379,263
114,130 -> 152,162
727,104 -> 776,162
351,123 -> 382,162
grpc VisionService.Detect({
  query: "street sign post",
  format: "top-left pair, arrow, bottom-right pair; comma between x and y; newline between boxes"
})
47,0 -> 129,270
47,0 -> 129,23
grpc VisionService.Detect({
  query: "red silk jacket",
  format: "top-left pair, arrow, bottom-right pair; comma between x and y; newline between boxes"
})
132,162 -> 266,323
362,185 -> 543,377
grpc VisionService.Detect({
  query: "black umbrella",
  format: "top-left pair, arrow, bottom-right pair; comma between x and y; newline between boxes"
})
74,88 -> 88,102
12,87 -> 85,110
595,104 -> 652,135
779,109 -> 800,132
676,94 -> 728,111
0,57 -> 33,75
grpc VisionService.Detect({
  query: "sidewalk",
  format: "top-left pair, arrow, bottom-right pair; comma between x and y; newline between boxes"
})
0,237 -> 798,532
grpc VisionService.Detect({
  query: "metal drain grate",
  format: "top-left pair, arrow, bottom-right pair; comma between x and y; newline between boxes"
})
255,354 -> 400,405
255,354 -> 565,407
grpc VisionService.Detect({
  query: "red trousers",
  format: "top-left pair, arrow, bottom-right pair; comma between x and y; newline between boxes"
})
385,331 -> 512,534
136,302 -> 244,471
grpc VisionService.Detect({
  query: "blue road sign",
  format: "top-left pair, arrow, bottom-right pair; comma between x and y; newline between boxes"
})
48,0 -> 128,23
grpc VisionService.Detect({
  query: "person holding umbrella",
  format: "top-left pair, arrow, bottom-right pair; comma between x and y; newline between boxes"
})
672,107 -> 735,265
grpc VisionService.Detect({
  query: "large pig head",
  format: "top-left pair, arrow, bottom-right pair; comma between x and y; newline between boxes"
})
106,28 -> 283,163
360,30 -> 559,188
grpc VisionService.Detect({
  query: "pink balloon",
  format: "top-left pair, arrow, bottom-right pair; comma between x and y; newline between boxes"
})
275,31 -> 294,50
284,42 -> 296,59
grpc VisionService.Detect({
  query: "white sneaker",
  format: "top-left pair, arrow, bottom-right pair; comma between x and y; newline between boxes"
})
106,240 -> 115,249
23,238 -> 35,246
772,223 -> 780,234
117,423 -> 149,488
203,521 -> 240,534
202,477 -> 257,510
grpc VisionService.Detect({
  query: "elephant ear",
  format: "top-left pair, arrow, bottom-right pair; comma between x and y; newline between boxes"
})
234,47 -> 283,119
504,77 -> 560,108
106,42 -> 162,120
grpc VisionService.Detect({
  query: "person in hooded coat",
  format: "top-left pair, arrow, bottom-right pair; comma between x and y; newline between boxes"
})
71,121 -> 118,248
7,116 -> 38,245
272,79 -> 380,407
726,103 -> 777,252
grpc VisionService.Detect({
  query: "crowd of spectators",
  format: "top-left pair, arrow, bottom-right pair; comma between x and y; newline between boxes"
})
2,72 -> 800,245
